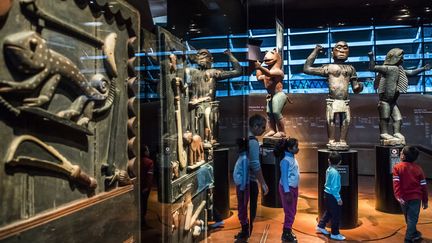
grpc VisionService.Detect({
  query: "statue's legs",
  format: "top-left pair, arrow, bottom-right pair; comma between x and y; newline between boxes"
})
264,115 -> 277,137
204,106 -> 212,142
272,92 -> 287,138
274,118 -> 286,138
326,101 -> 336,146
264,95 -> 276,137
210,102 -> 219,144
378,100 -> 401,145
391,104 -> 405,144
378,101 -> 397,140
339,107 -> 350,146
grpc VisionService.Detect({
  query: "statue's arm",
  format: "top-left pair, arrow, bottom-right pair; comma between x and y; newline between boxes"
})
405,64 -> 430,76
368,51 -> 388,73
350,66 -> 363,94
255,63 -> 284,78
256,68 -> 265,81
216,49 -> 242,80
303,45 -> 326,77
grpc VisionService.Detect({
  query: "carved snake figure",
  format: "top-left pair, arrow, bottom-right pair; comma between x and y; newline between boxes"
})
0,31 -> 110,120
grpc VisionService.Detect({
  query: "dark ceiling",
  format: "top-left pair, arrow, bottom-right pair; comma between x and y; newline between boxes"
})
131,0 -> 432,39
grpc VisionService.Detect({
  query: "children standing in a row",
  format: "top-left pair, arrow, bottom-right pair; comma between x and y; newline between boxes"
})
234,117 -> 345,242
274,138 -> 300,242
275,139 -> 345,242
234,114 -> 269,242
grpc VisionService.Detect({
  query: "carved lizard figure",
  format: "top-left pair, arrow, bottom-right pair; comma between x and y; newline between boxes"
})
0,31 -> 109,121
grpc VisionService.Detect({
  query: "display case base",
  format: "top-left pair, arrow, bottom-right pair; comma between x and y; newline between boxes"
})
375,145 -> 403,214
318,149 -> 359,229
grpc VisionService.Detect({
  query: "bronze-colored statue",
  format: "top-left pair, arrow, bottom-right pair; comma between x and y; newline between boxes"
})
186,49 -> 242,144
188,49 -> 242,103
304,41 -> 363,150
254,48 -> 286,137
368,49 -> 430,145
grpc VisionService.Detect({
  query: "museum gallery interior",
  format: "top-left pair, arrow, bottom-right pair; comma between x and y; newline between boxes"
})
0,0 -> 432,242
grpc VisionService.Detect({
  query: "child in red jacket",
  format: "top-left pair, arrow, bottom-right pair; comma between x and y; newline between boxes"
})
392,146 -> 428,242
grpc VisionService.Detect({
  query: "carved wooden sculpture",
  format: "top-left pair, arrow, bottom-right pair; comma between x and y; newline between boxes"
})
5,135 -> 97,190
183,131 -> 205,166
254,48 -> 286,138
186,49 -> 242,145
0,31 -> 114,125
172,77 -> 188,169
368,49 -> 430,145
304,41 -> 363,150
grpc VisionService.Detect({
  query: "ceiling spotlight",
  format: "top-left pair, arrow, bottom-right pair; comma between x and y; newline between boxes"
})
337,22 -> 345,26
365,3 -> 370,6
425,7 -> 431,12
398,14 -> 410,18
400,7 -> 409,13
189,28 -> 200,32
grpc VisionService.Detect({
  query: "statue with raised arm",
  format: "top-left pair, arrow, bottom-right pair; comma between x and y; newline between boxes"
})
368,49 -> 430,145
186,49 -> 242,145
254,48 -> 286,138
304,41 -> 363,150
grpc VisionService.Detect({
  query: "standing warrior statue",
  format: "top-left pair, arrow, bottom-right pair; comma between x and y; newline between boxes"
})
254,48 -> 286,138
304,41 -> 363,150
368,49 -> 430,145
186,49 -> 242,145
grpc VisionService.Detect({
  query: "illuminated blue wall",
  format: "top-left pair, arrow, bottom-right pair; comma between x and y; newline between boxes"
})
140,24 -> 432,98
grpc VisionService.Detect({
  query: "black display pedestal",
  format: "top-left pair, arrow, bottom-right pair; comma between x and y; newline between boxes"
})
318,149 -> 358,229
261,145 -> 282,208
375,145 -> 403,214
213,147 -> 231,219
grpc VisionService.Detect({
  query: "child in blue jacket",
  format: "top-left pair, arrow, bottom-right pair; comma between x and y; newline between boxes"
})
316,151 -> 345,241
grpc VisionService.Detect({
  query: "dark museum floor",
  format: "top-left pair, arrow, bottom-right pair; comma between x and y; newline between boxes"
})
144,174 -> 432,242
206,174 -> 432,243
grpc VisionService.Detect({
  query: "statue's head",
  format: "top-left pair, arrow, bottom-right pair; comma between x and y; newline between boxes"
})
263,48 -> 282,67
384,48 -> 404,65
196,49 -> 213,69
332,41 -> 349,62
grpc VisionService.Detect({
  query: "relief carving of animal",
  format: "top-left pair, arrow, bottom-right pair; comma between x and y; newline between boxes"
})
0,31 -> 110,122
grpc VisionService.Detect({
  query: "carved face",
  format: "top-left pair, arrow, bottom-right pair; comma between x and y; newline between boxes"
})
196,49 -> 213,69
263,48 -> 280,66
332,41 -> 349,61
384,48 -> 404,65
3,31 -> 48,72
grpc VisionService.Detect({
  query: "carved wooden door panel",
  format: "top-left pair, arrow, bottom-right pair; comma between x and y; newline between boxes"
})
0,1 -> 140,242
